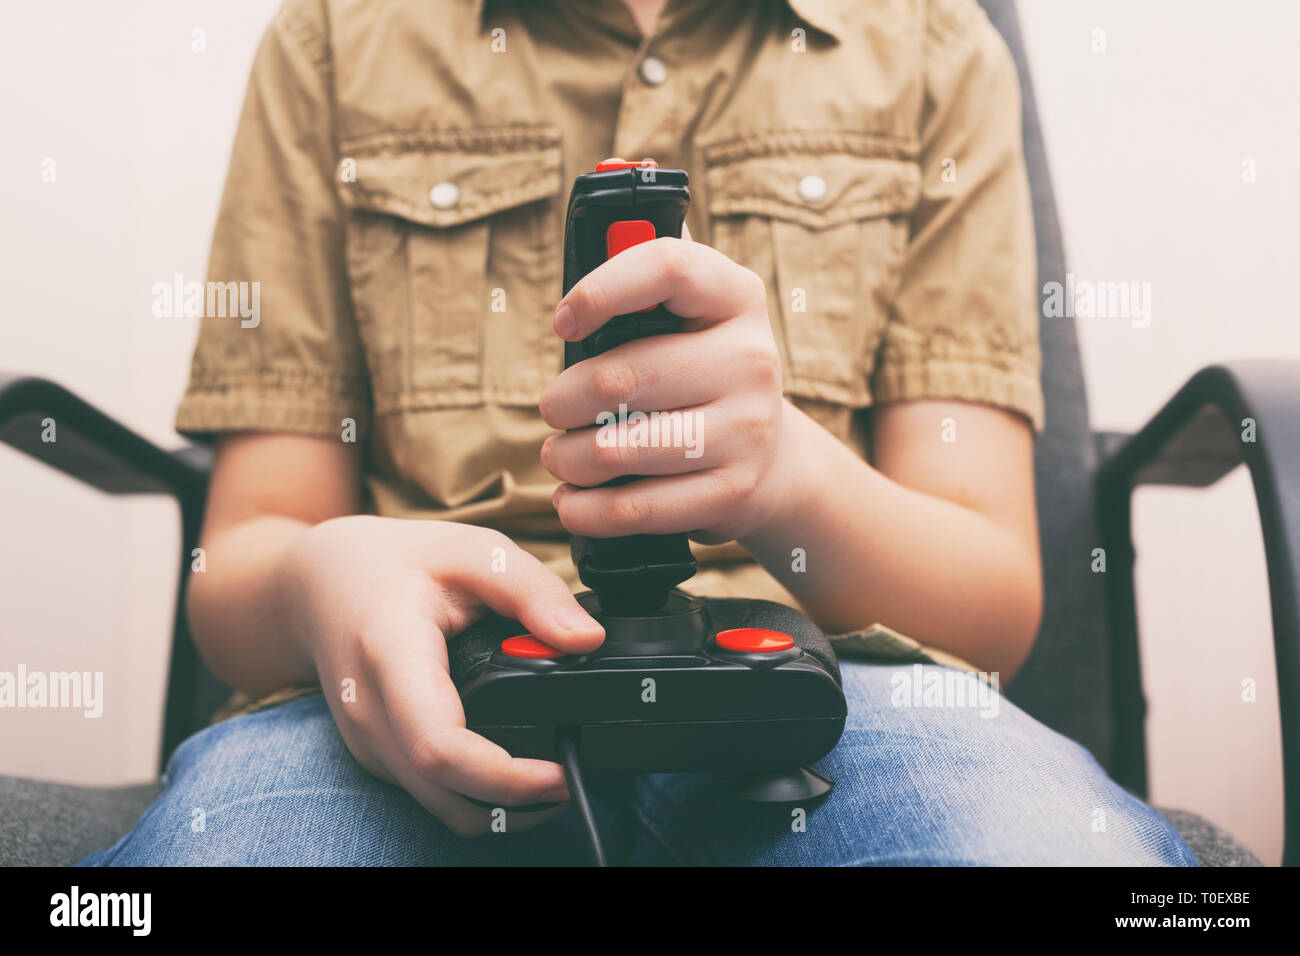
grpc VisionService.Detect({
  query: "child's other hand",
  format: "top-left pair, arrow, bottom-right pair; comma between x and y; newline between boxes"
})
276,516 -> 604,836
539,236 -> 796,545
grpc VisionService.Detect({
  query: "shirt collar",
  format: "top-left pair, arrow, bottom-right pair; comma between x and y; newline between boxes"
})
785,0 -> 844,40
473,1 -> 844,42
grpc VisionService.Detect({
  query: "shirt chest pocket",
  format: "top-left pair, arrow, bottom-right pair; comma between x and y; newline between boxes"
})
337,128 -> 565,415
702,135 -> 922,407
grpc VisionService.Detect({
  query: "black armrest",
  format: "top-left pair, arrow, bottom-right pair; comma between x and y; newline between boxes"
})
0,372 -> 222,767
0,373 -> 210,499
1096,360 -> 1300,866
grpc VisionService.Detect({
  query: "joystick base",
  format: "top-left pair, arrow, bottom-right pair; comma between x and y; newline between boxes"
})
729,767 -> 835,804
452,595 -> 848,775
577,589 -> 710,654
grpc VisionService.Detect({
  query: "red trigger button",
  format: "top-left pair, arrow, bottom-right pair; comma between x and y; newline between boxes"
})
606,219 -> 657,258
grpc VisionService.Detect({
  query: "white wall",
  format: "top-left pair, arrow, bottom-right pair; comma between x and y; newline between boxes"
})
1017,0 -> 1298,864
0,1 -> 1292,864
0,0 -> 280,782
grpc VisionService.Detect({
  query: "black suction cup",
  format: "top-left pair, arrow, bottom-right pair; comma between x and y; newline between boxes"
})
730,767 -> 835,804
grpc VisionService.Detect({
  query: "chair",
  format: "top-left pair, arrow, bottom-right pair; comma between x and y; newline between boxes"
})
0,0 -> 1283,866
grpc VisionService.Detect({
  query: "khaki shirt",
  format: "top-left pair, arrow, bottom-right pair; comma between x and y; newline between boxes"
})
178,0 -> 1042,686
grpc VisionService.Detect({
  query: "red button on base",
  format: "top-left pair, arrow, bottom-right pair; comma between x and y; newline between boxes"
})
714,628 -> 795,653
500,634 -> 565,659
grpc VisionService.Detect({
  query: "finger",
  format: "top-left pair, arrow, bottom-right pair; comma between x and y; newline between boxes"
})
554,237 -> 763,342
539,326 -> 727,430
437,535 -> 605,654
382,745 -> 565,838
541,403 -> 718,487
324,678 -> 501,835
375,735 -> 568,837
331,708 -> 394,783
553,467 -> 749,539
388,772 -> 498,838
373,638 -> 574,808
330,662 -> 569,836
338,709 -> 494,831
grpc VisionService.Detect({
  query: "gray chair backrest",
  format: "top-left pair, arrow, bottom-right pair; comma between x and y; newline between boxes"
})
978,0 -> 1113,768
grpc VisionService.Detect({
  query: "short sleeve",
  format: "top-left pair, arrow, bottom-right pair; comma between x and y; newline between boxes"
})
871,0 -> 1044,432
175,1 -> 370,440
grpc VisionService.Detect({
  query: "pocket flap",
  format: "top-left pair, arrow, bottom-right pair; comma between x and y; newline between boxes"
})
338,126 -> 563,228
702,130 -> 921,229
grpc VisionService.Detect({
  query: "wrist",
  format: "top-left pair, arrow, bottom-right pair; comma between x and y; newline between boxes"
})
743,399 -> 819,544
269,518 -> 337,668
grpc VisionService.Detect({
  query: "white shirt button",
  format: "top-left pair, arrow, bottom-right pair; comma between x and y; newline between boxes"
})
639,55 -> 668,87
429,181 -> 460,210
797,175 -> 828,203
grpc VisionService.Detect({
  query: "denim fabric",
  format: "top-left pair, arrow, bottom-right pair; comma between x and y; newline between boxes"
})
78,662 -> 1198,866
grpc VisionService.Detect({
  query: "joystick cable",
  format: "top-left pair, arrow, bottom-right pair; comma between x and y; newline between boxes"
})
558,732 -> 607,866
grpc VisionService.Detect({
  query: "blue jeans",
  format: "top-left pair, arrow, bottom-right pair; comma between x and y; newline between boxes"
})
78,662 -> 1198,865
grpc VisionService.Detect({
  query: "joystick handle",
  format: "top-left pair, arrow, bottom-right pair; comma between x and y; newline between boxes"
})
561,160 -> 696,614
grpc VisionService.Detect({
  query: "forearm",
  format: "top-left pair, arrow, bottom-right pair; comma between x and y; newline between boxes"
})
186,515 -> 319,698
741,402 -> 1042,678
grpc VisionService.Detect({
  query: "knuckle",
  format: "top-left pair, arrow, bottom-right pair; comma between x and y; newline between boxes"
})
734,404 -> 775,444
606,491 -> 652,530
740,338 -> 782,386
714,465 -> 761,509
657,238 -> 694,283
406,734 -> 450,780
591,361 -> 641,405
593,437 -> 633,476
354,627 -> 386,673
569,280 -> 608,328
709,468 -> 743,503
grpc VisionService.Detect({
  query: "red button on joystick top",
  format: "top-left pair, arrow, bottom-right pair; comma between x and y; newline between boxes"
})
715,628 -> 795,653
594,159 -> 659,172
500,634 -> 566,659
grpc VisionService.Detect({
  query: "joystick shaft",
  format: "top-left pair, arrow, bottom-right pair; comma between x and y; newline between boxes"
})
561,161 -> 697,614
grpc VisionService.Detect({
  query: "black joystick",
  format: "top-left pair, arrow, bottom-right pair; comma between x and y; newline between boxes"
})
561,159 -> 697,615
451,163 -> 847,836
